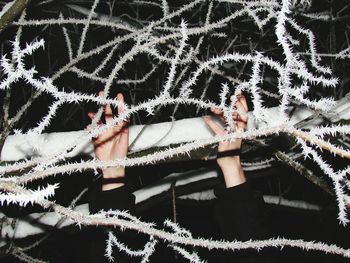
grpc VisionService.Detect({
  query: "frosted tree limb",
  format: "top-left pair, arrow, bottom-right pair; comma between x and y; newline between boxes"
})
0,0 -> 350,260
2,101 -> 349,162
31,198 -> 350,259
2,187 -> 349,259
0,0 -> 28,32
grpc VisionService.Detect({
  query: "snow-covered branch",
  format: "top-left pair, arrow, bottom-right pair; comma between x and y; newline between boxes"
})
1,0 -> 350,261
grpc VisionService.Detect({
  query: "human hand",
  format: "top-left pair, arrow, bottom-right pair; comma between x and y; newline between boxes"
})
88,91 -> 129,190
204,93 -> 248,187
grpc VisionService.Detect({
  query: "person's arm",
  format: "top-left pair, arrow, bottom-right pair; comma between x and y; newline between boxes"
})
88,91 -> 129,190
204,93 -> 269,241
87,92 -> 136,263
87,91 -> 135,212
204,92 -> 248,188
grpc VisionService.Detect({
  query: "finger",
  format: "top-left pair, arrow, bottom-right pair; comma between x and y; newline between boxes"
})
211,107 -> 235,125
117,93 -> 125,115
105,102 -> 113,124
203,116 -> 225,136
117,93 -> 129,128
93,128 -> 114,145
230,92 -> 241,103
231,94 -> 248,112
116,93 -> 125,127
238,95 -> 248,112
210,107 -> 223,116
119,126 -> 129,151
236,100 -> 247,114
88,118 -> 102,126
89,124 -> 103,143
235,101 -> 248,123
219,115 -> 226,124
234,103 -> 248,131
232,112 -> 239,120
97,91 -> 112,123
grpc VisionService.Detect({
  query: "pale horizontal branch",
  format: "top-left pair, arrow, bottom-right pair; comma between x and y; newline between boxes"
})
2,98 -> 349,162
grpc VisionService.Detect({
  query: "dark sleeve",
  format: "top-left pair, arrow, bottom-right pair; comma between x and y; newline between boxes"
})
213,182 -> 269,241
88,178 -> 136,263
89,179 -> 136,214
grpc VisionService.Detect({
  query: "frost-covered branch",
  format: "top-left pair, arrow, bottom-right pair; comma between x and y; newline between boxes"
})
1,0 -> 350,260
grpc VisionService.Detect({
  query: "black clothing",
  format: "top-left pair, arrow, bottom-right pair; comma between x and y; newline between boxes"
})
213,182 -> 269,241
89,178 -> 269,262
89,184 -> 135,214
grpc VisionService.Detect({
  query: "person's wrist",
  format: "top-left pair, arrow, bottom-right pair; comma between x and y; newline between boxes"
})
217,155 -> 241,169
218,156 -> 246,187
102,167 -> 125,178
101,167 -> 125,191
